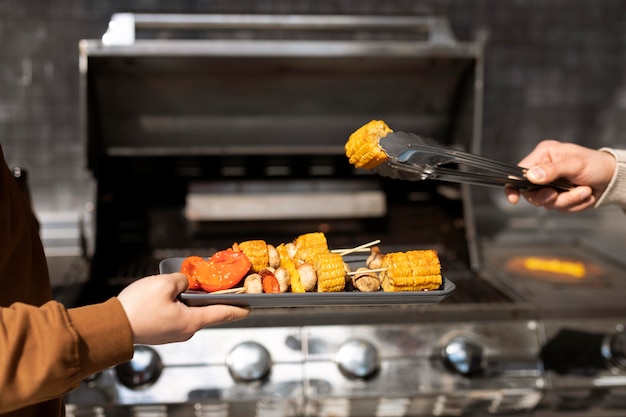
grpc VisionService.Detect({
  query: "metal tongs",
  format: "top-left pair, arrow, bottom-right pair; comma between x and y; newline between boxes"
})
373,132 -> 574,191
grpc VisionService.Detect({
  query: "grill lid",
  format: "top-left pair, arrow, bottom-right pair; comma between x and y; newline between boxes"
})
80,14 -> 484,169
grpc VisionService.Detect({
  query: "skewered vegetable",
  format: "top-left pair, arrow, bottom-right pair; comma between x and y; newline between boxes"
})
351,267 -> 381,292
244,274 -> 263,294
267,244 -> 281,269
236,240 -> 269,272
181,250 -> 251,293
260,269 -> 281,294
277,243 -> 306,293
273,267 -> 290,293
314,252 -> 347,292
345,120 -> 393,169
380,249 -> 442,292
295,232 -> 328,252
366,246 -> 384,269
297,263 -> 317,292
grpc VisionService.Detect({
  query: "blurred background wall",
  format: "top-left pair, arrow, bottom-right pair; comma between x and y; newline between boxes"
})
1,0 -> 625,216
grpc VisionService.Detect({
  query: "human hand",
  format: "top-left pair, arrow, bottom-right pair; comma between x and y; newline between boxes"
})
117,273 -> 250,345
505,140 -> 616,212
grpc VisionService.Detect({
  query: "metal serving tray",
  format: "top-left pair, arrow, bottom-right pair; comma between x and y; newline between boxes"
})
159,256 -> 455,308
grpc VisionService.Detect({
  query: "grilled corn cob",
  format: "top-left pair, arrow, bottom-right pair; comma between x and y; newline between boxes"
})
380,249 -> 442,292
294,232 -> 329,264
295,232 -> 328,252
345,120 -> 393,169
313,252 -> 347,292
236,240 -> 269,273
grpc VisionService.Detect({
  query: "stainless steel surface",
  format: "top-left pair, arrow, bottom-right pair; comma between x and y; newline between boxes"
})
67,319 -> 545,416
374,132 -> 573,191
99,13 -> 457,47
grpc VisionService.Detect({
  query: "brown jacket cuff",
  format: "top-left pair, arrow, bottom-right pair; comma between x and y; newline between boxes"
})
68,297 -> 134,377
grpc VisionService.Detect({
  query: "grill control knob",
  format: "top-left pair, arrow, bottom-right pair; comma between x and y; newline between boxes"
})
334,339 -> 379,379
226,341 -> 272,382
115,345 -> 163,389
442,335 -> 484,376
603,330 -> 626,370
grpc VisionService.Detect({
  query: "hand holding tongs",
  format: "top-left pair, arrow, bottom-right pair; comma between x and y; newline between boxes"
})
372,132 -> 574,191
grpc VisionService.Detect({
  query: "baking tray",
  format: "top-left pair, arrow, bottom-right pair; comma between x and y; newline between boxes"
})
160,256 -> 455,308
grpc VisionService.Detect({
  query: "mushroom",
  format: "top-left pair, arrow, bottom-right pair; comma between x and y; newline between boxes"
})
243,273 -> 263,294
352,267 -> 380,292
297,263 -> 317,291
273,267 -> 290,293
366,246 -> 384,270
267,244 -> 281,269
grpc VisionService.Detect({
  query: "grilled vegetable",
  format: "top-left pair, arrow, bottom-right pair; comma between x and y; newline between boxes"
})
295,232 -> 328,253
297,262 -> 317,292
267,244 -> 281,269
366,246 -> 384,269
352,267 -> 381,292
277,244 -> 306,293
260,269 -> 281,294
181,250 -> 251,293
380,249 -> 442,292
313,252 -> 347,292
273,267 -> 290,293
236,239 -> 269,273
345,120 -> 392,169
244,273 -> 263,294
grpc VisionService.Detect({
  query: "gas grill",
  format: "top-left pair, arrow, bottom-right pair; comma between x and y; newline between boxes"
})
65,13 -> 626,417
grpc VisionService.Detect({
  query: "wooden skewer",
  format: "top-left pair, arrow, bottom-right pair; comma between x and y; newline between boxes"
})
332,239 -> 381,256
346,268 -> 386,276
330,248 -> 371,254
210,287 -> 245,295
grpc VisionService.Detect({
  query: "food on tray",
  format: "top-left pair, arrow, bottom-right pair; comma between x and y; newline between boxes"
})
297,263 -> 317,292
351,267 -> 381,292
313,252 -> 347,293
181,249 -> 251,292
178,232 -> 443,295
243,273 -> 263,294
345,119 -> 393,169
235,239 -> 274,272
366,246 -> 385,269
276,244 -> 306,293
380,249 -> 442,292
522,257 -> 586,278
260,268 -> 282,294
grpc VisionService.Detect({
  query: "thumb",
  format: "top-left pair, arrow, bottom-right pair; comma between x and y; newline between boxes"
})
526,163 -> 566,184
167,272 -> 190,296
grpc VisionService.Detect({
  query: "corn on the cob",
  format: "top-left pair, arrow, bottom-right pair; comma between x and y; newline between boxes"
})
345,120 -> 393,169
313,252 -> 346,292
236,240 -> 269,273
294,232 -> 329,264
276,243 -> 306,293
295,246 -> 326,264
380,249 -> 442,292
295,232 -> 328,252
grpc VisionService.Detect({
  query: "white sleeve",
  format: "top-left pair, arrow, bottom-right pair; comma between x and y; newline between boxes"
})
594,148 -> 626,209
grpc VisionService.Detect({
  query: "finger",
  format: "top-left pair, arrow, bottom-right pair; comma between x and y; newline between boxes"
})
523,188 -> 558,207
504,186 -> 521,204
164,273 -> 190,297
190,304 -> 251,329
537,187 -> 593,211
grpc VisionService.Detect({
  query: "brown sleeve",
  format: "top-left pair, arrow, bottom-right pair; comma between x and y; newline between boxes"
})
0,298 -> 133,413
